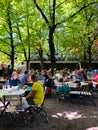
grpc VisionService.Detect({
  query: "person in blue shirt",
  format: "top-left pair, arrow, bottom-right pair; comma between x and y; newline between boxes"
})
74,70 -> 84,82
87,68 -> 93,78
8,71 -> 22,88
19,71 -> 31,86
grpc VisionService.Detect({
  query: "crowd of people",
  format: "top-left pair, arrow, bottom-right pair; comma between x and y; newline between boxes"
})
0,62 -> 46,107
0,62 -> 98,106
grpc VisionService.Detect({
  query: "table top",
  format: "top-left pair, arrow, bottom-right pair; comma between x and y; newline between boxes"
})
54,80 -> 88,88
80,82 -> 88,86
0,80 -> 6,84
66,82 -> 78,88
0,89 -> 25,97
25,86 -> 32,91
0,91 -> 3,98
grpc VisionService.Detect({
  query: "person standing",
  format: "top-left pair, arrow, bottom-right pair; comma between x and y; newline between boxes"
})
17,62 -> 26,74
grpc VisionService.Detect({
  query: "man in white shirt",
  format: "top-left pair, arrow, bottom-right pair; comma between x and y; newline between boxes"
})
18,62 -> 26,74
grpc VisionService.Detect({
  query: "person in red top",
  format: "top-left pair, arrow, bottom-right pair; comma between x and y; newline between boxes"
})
92,70 -> 98,82
92,69 -> 98,88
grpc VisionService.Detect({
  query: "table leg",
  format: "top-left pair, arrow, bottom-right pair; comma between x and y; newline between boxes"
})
0,97 -> 10,116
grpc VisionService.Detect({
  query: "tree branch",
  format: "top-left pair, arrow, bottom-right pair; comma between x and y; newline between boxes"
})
33,0 -> 49,26
52,0 -> 56,24
0,39 -> 10,46
0,50 -> 11,57
69,2 -> 96,19
56,0 -> 67,9
16,21 -> 27,60
55,1 -> 97,26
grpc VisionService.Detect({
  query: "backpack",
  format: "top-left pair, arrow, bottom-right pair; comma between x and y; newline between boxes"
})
44,78 -> 54,88
56,83 -> 71,93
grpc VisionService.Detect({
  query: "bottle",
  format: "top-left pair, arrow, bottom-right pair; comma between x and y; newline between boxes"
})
5,82 -> 8,89
3,84 -> 6,90
17,85 -> 20,91
17,80 -> 20,91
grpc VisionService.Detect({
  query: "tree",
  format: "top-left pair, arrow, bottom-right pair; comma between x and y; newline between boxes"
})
57,0 -> 98,68
70,0 -> 98,68
0,1 -> 17,70
0,0 -> 98,71
14,0 -> 48,70
33,0 -> 57,75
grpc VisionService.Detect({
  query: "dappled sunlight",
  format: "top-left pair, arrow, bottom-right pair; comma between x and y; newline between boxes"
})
89,116 -> 98,118
56,112 -> 63,117
0,102 -> 4,110
86,126 -> 98,130
63,111 -> 83,120
52,115 -> 59,119
52,111 -> 97,120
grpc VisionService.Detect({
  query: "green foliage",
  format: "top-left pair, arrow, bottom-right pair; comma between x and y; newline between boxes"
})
0,0 -> 98,67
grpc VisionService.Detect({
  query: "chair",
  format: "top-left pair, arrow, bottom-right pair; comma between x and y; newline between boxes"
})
24,97 -> 48,123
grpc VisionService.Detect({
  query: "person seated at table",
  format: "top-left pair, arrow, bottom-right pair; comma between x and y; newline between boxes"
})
87,68 -> 93,79
36,70 -> 44,81
8,71 -> 23,88
42,70 -> 49,82
74,70 -> 84,81
73,70 -> 85,87
56,78 -> 71,101
58,71 -> 69,82
81,69 -> 88,81
92,69 -> 98,87
92,69 -> 98,81
25,74 -> 44,105
19,70 -> 31,87
44,74 -> 55,95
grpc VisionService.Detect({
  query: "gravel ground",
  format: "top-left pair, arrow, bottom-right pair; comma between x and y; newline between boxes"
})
0,92 -> 98,130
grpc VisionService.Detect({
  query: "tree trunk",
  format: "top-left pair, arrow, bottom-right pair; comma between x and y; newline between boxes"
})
87,45 -> 92,68
38,48 -> 44,70
7,7 -> 14,71
49,27 -> 56,76
83,50 -> 87,68
26,60 -> 29,71
26,46 -> 31,71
